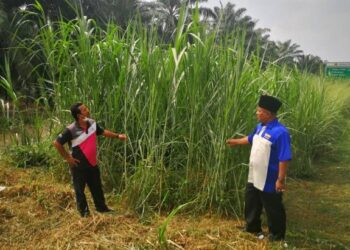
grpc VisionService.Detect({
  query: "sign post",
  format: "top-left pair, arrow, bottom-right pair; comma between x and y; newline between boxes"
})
325,62 -> 350,78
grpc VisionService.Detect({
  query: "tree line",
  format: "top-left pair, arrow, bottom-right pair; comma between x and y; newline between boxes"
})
0,0 -> 324,98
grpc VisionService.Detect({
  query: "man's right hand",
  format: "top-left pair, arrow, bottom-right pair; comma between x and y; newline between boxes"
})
66,156 -> 80,167
226,139 -> 238,146
226,136 -> 249,146
118,134 -> 127,141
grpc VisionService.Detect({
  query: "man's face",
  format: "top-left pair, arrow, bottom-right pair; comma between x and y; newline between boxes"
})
78,104 -> 90,121
256,107 -> 272,124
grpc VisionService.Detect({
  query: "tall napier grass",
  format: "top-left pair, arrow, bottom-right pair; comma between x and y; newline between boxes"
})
4,3 -> 349,215
282,75 -> 349,176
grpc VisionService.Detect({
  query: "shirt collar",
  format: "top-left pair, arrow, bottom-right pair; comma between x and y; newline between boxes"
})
261,118 -> 278,129
75,120 -> 91,130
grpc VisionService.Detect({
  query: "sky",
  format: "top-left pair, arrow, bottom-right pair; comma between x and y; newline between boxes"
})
204,0 -> 350,62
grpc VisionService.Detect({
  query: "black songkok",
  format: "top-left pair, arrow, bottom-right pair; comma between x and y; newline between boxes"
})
258,95 -> 282,113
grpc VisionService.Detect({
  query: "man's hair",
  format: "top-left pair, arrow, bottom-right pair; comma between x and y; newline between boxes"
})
70,102 -> 83,121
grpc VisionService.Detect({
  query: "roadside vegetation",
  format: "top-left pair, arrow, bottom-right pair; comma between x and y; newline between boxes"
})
1,1 -> 349,215
1,136 -> 349,249
0,1 -> 350,249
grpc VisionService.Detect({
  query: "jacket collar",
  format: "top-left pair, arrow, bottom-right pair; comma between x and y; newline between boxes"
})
261,118 -> 278,129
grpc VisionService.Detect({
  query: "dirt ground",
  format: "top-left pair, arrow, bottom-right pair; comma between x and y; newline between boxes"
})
1,160 -> 349,250
0,162 -> 290,250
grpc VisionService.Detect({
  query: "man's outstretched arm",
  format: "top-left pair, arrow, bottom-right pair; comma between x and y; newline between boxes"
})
103,130 -> 127,140
226,136 -> 249,146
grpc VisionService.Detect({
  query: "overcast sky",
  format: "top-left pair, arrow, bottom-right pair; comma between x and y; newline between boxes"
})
204,0 -> 350,62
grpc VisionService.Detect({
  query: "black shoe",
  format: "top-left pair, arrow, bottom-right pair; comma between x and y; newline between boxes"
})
80,211 -> 90,217
238,226 -> 264,239
97,207 -> 115,214
268,233 -> 284,241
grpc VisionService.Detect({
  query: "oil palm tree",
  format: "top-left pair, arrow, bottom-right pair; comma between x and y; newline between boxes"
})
0,0 -> 35,98
80,0 -> 139,28
210,2 -> 249,34
0,1 -> 9,50
209,2 -> 261,58
2,0 -> 138,26
297,54 -> 324,74
274,39 -> 303,66
0,0 -> 139,98
138,0 -> 212,41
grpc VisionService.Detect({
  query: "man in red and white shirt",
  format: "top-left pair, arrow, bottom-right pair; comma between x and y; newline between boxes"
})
53,103 -> 127,217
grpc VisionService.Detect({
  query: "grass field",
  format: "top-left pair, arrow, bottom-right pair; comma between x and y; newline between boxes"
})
1,7 -> 350,248
2,7 -> 349,216
284,119 -> 350,249
1,80 -> 349,249
285,165 -> 350,249
1,143 -> 349,249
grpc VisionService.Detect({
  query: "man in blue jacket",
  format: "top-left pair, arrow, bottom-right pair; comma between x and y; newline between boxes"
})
226,95 -> 292,241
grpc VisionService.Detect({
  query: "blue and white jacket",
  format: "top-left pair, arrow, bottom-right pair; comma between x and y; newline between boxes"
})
248,119 -> 292,193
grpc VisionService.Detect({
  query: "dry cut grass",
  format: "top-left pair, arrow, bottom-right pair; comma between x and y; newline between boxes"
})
0,162 -> 281,250
1,154 -> 350,249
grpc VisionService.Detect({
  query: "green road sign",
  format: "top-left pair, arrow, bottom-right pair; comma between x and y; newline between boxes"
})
325,62 -> 350,78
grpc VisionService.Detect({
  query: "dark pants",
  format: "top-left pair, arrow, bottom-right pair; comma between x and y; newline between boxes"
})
245,183 -> 286,239
70,166 -> 108,216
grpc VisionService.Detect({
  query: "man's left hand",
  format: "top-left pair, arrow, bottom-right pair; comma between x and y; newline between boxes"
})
275,179 -> 286,192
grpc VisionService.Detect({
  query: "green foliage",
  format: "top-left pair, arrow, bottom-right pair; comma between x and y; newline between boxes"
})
297,54 -> 324,74
282,74 -> 349,176
2,6 -> 349,216
158,201 -> 193,248
0,88 -> 59,170
1,101 -> 61,170
5,138 -> 55,168
0,57 -> 17,102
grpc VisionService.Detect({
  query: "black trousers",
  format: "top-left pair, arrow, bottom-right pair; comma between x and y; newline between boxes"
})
70,166 -> 108,215
245,183 -> 286,239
